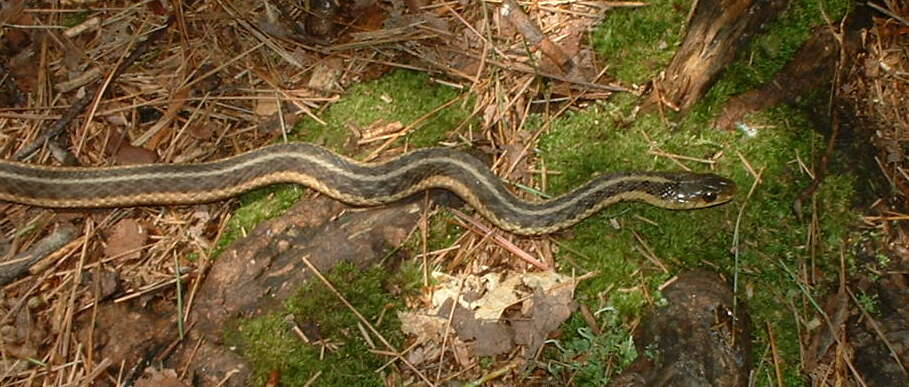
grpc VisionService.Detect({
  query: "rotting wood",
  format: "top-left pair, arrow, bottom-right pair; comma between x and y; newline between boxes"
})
651,0 -> 789,114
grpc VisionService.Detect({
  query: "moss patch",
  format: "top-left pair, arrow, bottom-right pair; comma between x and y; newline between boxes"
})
592,2 -> 689,85
295,69 -> 472,150
225,262 -> 422,386
545,313 -> 639,385
537,96 -> 855,386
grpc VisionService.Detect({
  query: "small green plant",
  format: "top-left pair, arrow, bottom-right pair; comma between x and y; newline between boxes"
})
854,291 -> 880,317
544,309 -> 638,385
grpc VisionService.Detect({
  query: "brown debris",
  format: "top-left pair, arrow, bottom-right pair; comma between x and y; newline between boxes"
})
609,271 -> 753,387
102,218 -> 148,261
399,271 -> 578,366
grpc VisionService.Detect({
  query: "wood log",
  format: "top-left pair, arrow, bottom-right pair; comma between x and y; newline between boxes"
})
652,0 -> 789,113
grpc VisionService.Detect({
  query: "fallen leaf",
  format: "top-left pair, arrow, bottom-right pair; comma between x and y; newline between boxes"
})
115,144 -> 157,165
308,57 -> 344,91
189,122 -> 216,140
103,218 -> 148,260
399,270 -> 578,360
255,98 -> 279,116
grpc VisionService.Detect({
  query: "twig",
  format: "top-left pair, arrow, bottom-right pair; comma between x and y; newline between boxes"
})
14,19 -> 172,161
795,106 -> 840,217
0,224 -> 77,286
766,322 -> 784,387
867,2 -> 909,27
448,208 -> 550,270
500,0 -> 573,72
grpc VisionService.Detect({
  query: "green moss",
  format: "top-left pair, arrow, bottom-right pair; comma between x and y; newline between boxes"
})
294,70 -> 472,150
542,0 -> 855,368
698,0 -> 851,110
592,2 -> 689,84
593,0 -> 850,98
226,262 -> 419,386
545,313 -> 637,385
211,184 -> 303,257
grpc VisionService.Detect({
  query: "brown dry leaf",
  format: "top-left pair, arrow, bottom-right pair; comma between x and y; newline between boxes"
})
474,273 -> 521,320
404,345 -> 437,366
398,310 -> 447,344
448,300 -> 513,357
257,110 -> 304,134
187,209 -> 213,241
189,121 -> 217,140
511,285 -> 575,356
0,1 -> 31,46
103,218 -> 148,260
115,144 -> 157,165
482,103 -> 497,128
255,97 -> 279,116
308,57 -> 345,91
134,367 -> 188,387
399,271 -> 577,359
1,306 -> 47,360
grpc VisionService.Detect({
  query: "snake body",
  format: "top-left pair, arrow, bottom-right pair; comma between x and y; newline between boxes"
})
0,143 -> 736,235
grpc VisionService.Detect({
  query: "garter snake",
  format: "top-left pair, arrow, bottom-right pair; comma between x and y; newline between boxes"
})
0,143 -> 736,235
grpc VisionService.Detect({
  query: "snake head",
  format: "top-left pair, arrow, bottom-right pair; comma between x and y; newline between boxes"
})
669,173 -> 737,209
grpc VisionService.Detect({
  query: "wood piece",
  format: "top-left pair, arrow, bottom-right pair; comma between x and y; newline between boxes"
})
0,224 -> 77,286
712,27 -> 839,130
713,6 -> 873,129
652,0 -> 789,114
608,271 -> 753,387
500,0 -> 573,73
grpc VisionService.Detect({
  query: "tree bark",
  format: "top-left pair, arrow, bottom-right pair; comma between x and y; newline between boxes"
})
652,0 -> 789,113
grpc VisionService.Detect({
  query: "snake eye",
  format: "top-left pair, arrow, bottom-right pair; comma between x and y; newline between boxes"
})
702,191 -> 718,203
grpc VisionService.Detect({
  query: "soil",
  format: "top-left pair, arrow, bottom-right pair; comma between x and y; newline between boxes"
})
607,270 -> 752,387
